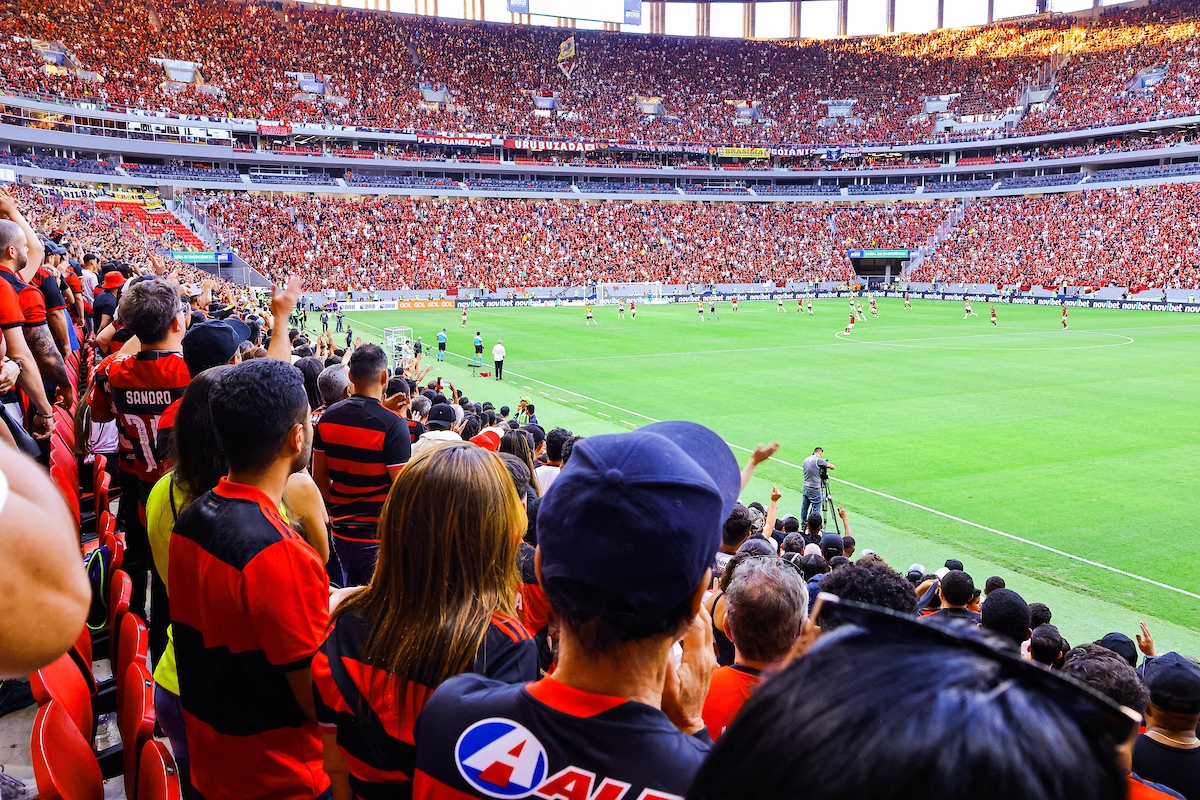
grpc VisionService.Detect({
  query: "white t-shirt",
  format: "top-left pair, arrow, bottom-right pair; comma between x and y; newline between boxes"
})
80,270 -> 98,303
534,464 -> 560,493
492,343 -> 506,361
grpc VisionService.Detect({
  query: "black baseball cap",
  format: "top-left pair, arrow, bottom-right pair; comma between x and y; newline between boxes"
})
820,532 -> 843,560
426,403 -> 456,430
182,319 -> 251,377
1096,633 -> 1138,667
1142,652 -> 1200,714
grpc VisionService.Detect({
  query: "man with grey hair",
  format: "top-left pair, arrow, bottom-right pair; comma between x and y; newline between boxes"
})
407,394 -> 431,443
702,557 -> 808,738
313,363 -> 351,427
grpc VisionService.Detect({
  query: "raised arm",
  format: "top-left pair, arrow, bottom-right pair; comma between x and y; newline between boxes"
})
267,277 -> 302,363
740,441 -> 780,493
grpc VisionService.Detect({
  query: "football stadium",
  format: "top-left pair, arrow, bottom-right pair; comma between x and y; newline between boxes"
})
2,0 -> 1200,797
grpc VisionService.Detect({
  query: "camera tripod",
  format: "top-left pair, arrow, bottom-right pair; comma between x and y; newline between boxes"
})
820,479 -> 842,537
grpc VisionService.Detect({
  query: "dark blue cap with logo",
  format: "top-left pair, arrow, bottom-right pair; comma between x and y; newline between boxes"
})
536,420 -> 740,616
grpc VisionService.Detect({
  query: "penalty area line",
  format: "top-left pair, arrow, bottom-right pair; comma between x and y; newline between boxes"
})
500,366 -> 1200,601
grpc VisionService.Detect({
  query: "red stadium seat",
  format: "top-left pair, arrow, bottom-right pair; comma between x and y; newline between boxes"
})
93,472 -> 111,520
31,701 -> 104,800
120,663 -> 156,800
108,570 -> 132,656
115,613 -> 148,722
30,652 -> 94,741
50,464 -> 81,525
137,740 -> 181,800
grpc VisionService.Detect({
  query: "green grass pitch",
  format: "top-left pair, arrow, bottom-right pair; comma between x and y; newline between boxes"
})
340,298 -> 1200,653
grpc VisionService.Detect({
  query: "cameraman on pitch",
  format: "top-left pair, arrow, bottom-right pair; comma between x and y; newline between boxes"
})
802,447 -> 835,524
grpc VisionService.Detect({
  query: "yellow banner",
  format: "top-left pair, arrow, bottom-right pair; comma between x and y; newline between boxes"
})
719,147 -> 769,159
558,36 -> 576,63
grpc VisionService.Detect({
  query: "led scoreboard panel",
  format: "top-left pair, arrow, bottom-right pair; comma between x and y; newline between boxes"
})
506,0 -> 642,25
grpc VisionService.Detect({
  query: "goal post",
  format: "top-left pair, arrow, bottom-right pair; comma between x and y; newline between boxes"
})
595,281 -> 665,304
384,326 -> 415,371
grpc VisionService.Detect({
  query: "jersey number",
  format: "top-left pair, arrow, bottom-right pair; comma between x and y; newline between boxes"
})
122,413 -> 161,472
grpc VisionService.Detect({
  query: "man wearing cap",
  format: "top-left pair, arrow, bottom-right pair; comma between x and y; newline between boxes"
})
412,421 -> 739,799
1133,653 -> 1200,799
410,402 -> 462,457
492,338 -> 505,380
93,270 -> 124,334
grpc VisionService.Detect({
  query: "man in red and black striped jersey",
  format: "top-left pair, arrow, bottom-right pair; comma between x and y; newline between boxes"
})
313,344 -> 410,586
413,421 -> 742,800
89,278 -> 190,659
170,359 -> 332,800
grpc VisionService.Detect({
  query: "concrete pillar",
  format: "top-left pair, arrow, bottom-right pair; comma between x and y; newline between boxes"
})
790,1 -> 801,38
886,0 -> 896,32
697,3 -> 710,37
744,1 -> 756,39
650,2 -> 666,34
936,0 -> 944,29
987,0 -> 994,23
837,0 -> 848,36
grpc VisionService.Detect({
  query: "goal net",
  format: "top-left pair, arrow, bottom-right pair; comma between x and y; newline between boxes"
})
384,326 -> 415,371
595,281 -> 665,304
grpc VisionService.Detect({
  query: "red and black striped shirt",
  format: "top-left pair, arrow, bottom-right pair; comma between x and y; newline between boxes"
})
313,609 -> 536,799
170,479 -> 331,800
314,395 -> 411,540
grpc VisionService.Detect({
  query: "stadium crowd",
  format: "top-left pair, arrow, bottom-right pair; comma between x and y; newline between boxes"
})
3,0 -> 1200,147
190,191 -> 957,290
1,182 -> 1198,800
912,182 -> 1200,290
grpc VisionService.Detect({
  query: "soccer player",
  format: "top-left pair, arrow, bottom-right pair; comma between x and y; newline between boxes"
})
991,306 -> 998,327
964,299 -> 977,318
585,305 -> 597,326
473,331 -> 483,367
849,298 -> 857,321
904,291 -> 912,309
844,313 -> 856,334
436,328 -> 447,361
807,298 -> 814,315
856,299 -> 866,318
630,299 -> 636,319
1062,303 -> 1069,329
870,295 -> 879,318
698,299 -> 706,321
797,298 -> 804,314
777,297 -> 784,313
618,299 -> 625,319
709,299 -> 720,320
461,307 -> 468,328
731,295 -> 739,313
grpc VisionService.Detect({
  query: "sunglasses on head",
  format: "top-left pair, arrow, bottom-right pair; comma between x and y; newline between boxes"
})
809,592 -> 1140,743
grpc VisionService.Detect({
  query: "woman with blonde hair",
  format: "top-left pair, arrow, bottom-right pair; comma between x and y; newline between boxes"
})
313,441 -> 536,799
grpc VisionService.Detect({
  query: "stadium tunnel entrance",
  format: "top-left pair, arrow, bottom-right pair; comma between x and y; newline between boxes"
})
848,249 -> 913,288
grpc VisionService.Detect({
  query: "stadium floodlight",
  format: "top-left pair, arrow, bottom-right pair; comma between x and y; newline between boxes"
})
596,281 -> 665,305
384,326 -> 415,371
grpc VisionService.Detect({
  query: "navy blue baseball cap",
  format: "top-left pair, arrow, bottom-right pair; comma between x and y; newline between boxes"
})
536,420 -> 740,616
1142,652 -> 1200,714
182,319 -> 251,377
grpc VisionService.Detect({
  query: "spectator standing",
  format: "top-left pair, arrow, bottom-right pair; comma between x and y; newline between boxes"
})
534,427 -> 571,493
980,588 -> 1033,652
410,402 -> 462,457
492,338 -> 505,380
92,271 -> 123,335
1133,653 -> 1200,800
313,443 -> 537,799
922,570 -> 982,624
412,421 -> 740,799
89,277 -> 191,662
313,344 -> 411,585
170,359 -> 331,800
702,558 -> 807,739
